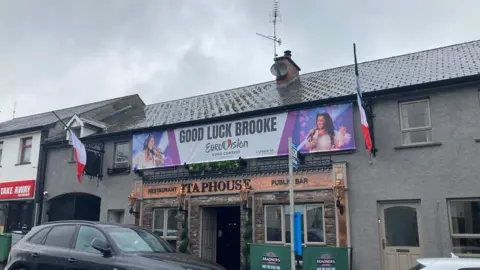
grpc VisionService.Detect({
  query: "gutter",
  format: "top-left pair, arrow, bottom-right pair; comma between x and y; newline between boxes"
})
34,129 -> 49,226
0,126 -> 46,138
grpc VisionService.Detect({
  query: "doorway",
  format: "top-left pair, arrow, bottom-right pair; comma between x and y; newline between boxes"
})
378,202 -> 422,270
47,193 -> 101,222
201,206 -> 241,270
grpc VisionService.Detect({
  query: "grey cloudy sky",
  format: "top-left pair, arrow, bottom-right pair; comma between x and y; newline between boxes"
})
0,0 -> 479,122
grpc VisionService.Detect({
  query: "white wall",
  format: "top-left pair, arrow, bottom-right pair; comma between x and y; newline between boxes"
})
0,131 -> 41,182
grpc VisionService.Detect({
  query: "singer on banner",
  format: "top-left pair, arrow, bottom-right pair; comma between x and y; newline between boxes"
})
132,135 -> 164,169
306,112 -> 352,152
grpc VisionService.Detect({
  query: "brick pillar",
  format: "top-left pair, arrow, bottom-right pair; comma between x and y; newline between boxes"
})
176,211 -> 185,251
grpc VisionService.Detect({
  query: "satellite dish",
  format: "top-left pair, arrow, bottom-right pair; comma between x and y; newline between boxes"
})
271,61 -> 289,78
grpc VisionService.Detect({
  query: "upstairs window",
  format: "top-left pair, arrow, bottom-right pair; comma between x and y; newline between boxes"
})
399,99 -> 432,145
20,137 -> 32,164
0,141 -> 3,166
114,142 -> 130,168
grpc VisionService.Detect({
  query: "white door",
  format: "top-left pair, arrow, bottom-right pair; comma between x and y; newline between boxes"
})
379,202 -> 422,270
201,207 -> 217,262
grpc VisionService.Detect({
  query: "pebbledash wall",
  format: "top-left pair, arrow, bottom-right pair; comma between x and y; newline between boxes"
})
336,83 -> 480,270
138,162 -> 349,265
40,139 -> 138,225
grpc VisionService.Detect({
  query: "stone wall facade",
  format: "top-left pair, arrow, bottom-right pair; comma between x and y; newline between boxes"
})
141,188 -> 339,269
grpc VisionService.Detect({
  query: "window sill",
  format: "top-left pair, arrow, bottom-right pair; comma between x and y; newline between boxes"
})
15,162 -> 31,166
394,141 -> 442,150
474,138 -> 480,143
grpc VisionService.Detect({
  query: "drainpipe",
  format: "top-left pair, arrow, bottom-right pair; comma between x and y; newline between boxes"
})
34,130 -> 49,226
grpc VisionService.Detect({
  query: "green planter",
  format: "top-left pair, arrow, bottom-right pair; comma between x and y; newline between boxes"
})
302,246 -> 349,270
250,244 -> 291,270
0,233 -> 12,262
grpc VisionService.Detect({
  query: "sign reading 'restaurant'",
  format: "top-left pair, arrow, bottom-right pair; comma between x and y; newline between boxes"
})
132,103 -> 356,169
143,172 -> 331,199
0,180 -> 36,200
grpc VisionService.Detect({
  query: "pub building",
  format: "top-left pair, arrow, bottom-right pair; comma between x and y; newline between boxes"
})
130,160 -> 349,269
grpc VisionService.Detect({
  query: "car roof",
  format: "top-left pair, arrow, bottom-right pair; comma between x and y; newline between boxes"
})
41,220 -> 141,229
418,257 -> 480,268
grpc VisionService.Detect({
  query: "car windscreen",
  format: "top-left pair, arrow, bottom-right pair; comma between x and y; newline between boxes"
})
105,227 -> 173,253
408,264 -> 425,270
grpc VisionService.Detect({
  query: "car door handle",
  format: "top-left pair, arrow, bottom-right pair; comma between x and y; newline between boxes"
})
68,258 -> 77,263
30,252 -> 39,258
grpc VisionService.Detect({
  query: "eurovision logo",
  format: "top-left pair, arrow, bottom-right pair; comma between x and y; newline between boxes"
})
205,138 -> 249,154
317,253 -> 336,267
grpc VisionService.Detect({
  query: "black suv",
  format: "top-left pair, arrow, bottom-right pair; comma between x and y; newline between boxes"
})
6,220 -> 225,270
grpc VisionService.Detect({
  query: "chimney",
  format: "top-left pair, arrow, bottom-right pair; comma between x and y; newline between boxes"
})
271,50 -> 301,89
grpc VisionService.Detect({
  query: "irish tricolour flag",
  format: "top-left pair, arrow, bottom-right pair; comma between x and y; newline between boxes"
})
69,130 -> 87,183
354,43 -> 373,153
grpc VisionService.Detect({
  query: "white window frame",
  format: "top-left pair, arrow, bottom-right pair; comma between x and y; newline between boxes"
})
0,141 -> 3,166
152,208 -> 178,242
113,141 -> 130,168
447,198 -> 480,257
398,99 -> 432,145
264,204 -> 326,245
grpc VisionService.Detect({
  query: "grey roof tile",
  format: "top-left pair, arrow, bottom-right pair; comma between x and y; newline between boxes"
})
129,40 -> 480,129
0,96 -> 128,135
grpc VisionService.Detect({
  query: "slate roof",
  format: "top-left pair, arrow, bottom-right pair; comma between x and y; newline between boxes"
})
0,96 -> 130,135
130,39 -> 480,129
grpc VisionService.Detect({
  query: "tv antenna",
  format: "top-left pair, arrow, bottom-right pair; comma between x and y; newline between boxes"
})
256,0 -> 282,60
12,101 -> 16,119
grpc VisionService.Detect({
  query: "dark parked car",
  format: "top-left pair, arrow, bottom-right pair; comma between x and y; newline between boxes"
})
6,220 -> 225,270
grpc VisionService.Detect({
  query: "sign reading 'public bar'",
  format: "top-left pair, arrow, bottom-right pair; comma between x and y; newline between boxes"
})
132,103 -> 356,169
143,172 -> 331,199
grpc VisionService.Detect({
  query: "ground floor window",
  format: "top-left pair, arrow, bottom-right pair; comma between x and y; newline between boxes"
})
264,204 -> 325,244
448,199 -> 480,256
153,208 -> 178,247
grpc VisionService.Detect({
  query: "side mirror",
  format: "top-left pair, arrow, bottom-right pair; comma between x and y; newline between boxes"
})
91,238 -> 111,256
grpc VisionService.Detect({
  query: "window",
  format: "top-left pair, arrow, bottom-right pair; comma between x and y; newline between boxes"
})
264,204 -> 325,244
19,137 -> 32,164
27,227 -> 51,244
114,142 -> 130,168
399,99 -> 432,145
106,227 -> 173,253
75,226 -> 107,254
448,199 -> 480,256
0,141 -> 3,166
44,225 -> 77,249
153,208 -> 178,247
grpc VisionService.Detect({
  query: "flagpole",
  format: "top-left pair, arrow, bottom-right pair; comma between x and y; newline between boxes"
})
51,111 -> 70,130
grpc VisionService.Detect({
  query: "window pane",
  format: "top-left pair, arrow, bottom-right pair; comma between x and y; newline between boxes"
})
23,138 -> 32,146
166,240 -> 177,249
28,227 -> 51,244
153,209 -> 165,235
265,206 -> 282,242
402,130 -> 431,144
384,206 -> 419,247
75,226 -> 107,254
166,209 -> 178,237
44,225 -> 77,248
452,237 -> 480,255
115,142 -> 130,168
21,147 -> 31,163
450,201 -> 480,234
284,205 -> 304,244
306,205 -> 325,243
401,101 -> 430,129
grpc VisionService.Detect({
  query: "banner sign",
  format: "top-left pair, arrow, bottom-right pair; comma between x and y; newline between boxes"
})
132,103 -> 355,169
250,244 -> 292,270
142,172 -> 331,199
302,247 -> 349,270
0,180 -> 36,200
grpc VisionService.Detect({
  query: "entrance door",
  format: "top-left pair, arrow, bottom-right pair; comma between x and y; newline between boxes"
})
216,207 -> 241,269
379,202 -> 422,270
201,207 -> 217,262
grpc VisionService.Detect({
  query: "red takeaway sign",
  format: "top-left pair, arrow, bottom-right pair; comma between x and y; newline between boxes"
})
0,180 -> 35,200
